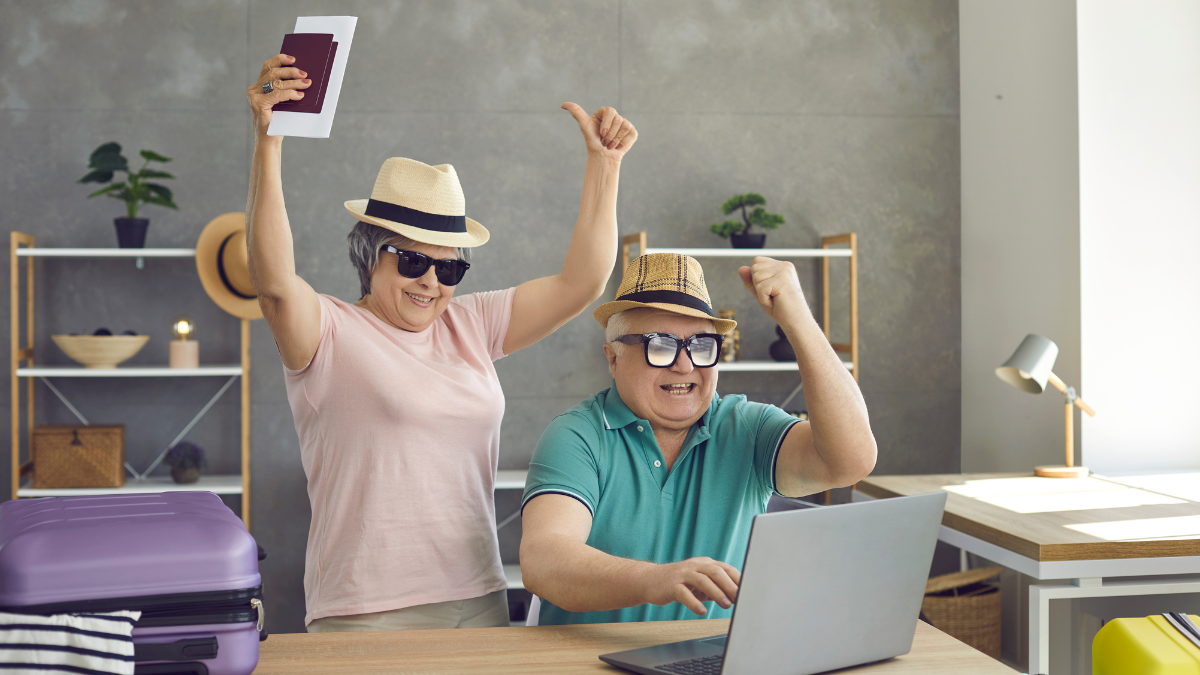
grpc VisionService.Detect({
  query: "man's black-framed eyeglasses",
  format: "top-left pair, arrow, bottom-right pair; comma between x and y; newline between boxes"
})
380,245 -> 470,286
615,333 -> 725,368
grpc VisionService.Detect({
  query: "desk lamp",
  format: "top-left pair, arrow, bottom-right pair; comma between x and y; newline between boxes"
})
169,314 -> 198,369
995,334 -> 1096,478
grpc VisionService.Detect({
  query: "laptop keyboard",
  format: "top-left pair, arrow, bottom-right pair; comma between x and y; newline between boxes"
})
657,654 -> 724,674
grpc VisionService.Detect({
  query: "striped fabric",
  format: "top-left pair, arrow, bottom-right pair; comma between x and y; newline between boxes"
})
0,610 -> 140,675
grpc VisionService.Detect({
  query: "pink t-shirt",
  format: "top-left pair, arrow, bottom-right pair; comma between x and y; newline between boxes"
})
283,289 -> 516,625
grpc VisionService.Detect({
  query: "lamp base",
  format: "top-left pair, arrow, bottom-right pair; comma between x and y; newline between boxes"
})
169,340 -> 199,369
1034,465 -> 1089,479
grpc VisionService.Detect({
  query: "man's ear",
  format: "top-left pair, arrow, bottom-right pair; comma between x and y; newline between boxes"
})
602,343 -> 619,377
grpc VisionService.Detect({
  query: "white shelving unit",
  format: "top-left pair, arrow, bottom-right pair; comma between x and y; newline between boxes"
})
18,474 -> 244,497
643,247 -> 852,258
17,365 -> 243,378
719,360 -> 853,372
16,248 -> 196,258
9,236 -> 254,528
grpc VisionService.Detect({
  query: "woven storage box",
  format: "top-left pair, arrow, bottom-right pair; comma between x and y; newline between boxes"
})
921,566 -> 1002,659
31,424 -> 125,489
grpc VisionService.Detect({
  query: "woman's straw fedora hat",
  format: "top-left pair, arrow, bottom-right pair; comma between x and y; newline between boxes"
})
195,212 -> 263,321
593,253 -> 737,335
344,157 -> 490,248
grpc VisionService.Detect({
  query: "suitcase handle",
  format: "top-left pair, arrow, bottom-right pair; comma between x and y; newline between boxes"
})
134,664 -> 208,675
134,637 -> 217,662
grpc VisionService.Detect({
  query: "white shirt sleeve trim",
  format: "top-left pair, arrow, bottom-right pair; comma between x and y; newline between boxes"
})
522,488 -> 595,518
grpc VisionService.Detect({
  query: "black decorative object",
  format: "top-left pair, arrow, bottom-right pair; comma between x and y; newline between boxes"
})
768,325 -> 796,362
709,193 -> 785,247
730,232 -> 767,249
114,218 -> 149,248
164,441 -> 207,484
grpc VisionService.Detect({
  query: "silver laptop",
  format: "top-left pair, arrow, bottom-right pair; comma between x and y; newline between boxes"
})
599,492 -> 947,675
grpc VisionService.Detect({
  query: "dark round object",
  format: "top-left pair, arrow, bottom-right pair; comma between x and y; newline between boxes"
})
93,327 -> 113,336
171,466 -> 201,484
730,232 -> 767,249
769,324 -> 796,362
122,330 -> 138,336
114,217 -> 149,248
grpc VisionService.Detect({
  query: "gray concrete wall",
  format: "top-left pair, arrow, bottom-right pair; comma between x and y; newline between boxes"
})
1,0 -> 960,633
959,0 -> 1081,474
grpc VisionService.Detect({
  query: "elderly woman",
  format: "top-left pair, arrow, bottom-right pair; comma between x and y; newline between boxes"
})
244,53 -> 638,632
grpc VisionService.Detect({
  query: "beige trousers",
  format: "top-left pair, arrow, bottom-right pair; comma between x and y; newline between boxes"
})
306,589 -> 509,632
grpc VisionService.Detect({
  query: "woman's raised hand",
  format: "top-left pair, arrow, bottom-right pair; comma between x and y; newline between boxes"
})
246,54 -> 312,138
562,103 -> 638,160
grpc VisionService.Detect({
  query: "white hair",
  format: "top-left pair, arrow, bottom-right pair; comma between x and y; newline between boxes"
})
605,310 -> 635,355
605,309 -> 716,356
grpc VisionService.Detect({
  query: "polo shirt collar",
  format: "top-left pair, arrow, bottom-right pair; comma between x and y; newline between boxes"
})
601,382 -> 719,434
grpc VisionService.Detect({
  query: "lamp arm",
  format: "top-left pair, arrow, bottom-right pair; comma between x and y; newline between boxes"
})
1048,371 -> 1096,417
1074,397 -> 1096,417
1046,372 -> 1068,393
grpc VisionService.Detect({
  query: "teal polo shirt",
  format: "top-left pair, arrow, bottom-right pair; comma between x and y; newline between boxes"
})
522,384 -> 799,625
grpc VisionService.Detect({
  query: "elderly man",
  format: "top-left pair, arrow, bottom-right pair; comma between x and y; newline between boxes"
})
519,252 -> 877,625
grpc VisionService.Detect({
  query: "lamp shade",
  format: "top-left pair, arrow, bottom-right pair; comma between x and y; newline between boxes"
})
995,334 -> 1058,394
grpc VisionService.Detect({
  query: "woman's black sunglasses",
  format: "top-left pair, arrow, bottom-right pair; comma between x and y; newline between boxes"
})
381,245 -> 470,286
615,332 -> 725,368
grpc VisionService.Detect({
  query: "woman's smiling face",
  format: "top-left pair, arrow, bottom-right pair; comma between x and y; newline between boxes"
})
363,240 -> 459,332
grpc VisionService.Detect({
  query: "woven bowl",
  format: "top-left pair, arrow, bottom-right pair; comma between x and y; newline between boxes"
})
52,335 -> 149,369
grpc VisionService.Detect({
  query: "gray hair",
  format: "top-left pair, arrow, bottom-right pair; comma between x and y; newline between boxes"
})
347,221 -> 472,298
605,309 -> 716,356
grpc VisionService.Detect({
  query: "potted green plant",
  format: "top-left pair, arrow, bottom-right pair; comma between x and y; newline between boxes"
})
78,142 -> 178,248
164,441 -> 207,484
709,193 -> 785,248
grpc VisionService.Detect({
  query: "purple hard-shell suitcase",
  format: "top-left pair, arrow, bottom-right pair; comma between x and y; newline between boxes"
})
0,491 -> 265,675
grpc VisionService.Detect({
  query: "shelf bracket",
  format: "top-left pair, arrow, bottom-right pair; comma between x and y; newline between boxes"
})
35,375 -> 239,481
778,381 -> 804,411
139,375 -> 239,479
37,377 -> 140,478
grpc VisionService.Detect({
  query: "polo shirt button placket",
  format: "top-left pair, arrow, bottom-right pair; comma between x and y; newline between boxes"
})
654,460 -> 661,468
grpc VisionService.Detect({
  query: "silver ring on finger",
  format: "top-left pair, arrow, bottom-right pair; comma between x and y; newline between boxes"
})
261,80 -> 274,94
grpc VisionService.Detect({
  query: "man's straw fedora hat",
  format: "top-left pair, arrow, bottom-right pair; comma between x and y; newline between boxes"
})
344,157 -> 489,248
594,253 -> 737,335
195,212 -> 263,321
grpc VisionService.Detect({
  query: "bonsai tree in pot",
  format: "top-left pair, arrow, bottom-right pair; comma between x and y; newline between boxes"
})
78,142 -> 178,248
709,192 -> 785,248
164,441 -> 208,484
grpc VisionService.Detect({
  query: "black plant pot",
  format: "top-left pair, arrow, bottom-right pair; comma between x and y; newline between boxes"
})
114,217 -> 149,248
769,325 -> 796,362
171,466 -> 201,484
730,232 -> 767,249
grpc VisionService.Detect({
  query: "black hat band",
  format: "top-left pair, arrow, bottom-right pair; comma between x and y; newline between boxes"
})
617,290 -> 715,317
365,199 -> 467,233
218,233 -> 256,300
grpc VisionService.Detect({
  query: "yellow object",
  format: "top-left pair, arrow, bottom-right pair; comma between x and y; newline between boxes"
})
1093,614 -> 1200,674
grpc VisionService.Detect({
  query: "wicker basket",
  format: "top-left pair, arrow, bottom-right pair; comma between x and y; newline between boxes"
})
921,566 -> 1002,659
31,425 -> 125,489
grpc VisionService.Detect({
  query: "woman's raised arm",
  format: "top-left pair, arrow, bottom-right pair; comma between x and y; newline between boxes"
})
245,54 -> 322,370
501,104 -> 638,355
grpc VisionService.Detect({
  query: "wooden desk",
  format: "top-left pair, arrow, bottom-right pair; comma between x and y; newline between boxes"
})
254,619 -> 1013,674
856,473 -> 1200,674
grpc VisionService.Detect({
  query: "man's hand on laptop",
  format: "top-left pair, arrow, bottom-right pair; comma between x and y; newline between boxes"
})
641,557 -> 741,616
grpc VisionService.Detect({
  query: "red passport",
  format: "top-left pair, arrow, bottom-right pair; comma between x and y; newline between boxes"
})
272,33 -> 334,114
